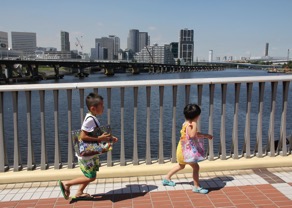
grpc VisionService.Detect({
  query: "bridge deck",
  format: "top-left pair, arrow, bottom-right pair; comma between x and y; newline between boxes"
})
0,167 -> 292,208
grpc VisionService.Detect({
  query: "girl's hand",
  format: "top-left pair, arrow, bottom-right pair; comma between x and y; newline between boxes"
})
206,134 -> 213,140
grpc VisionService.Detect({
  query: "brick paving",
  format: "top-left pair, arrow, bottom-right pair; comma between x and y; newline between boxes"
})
0,167 -> 292,208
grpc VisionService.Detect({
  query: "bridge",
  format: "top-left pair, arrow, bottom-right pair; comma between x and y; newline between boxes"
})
0,75 -> 292,206
0,60 -> 227,83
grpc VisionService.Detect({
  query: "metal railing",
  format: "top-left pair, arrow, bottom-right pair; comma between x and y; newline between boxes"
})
0,75 -> 292,172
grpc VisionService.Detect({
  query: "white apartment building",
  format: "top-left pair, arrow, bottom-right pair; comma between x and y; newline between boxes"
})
134,44 -> 175,64
11,32 -> 36,53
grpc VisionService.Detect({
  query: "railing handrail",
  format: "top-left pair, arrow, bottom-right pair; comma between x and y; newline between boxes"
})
1,75 -> 292,92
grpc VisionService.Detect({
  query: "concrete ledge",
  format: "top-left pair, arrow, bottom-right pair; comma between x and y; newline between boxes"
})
1,155 -> 292,184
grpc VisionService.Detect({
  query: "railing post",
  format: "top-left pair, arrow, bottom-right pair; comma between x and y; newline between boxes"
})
12,91 -> 22,171
67,89 -> 74,168
158,86 -> 165,164
26,91 -> 35,170
133,87 -> 139,165
255,82 -> 265,157
120,87 -> 126,166
280,81 -> 290,156
79,89 -> 84,125
197,85 -> 203,132
208,84 -> 215,160
146,86 -> 152,164
53,90 -> 61,169
268,82 -> 278,156
232,83 -> 241,159
0,92 -> 8,172
220,84 -> 227,160
171,85 -> 177,163
243,83 -> 253,158
107,88 -> 113,166
39,90 -> 48,170
185,85 -> 190,106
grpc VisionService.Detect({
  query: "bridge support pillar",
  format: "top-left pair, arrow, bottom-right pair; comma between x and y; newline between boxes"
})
75,67 -> 89,78
4,65 -> 13,79
104,67 -> 114,76
132,67 -> 140,74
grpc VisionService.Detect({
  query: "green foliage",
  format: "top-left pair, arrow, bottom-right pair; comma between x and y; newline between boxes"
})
283,61 -> 292,68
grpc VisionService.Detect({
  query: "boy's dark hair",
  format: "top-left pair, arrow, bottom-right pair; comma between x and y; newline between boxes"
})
184,104 -> 201,120
86,92 -> 103,110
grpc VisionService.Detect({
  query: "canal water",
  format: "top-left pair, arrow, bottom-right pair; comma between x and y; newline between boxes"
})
2,69 -> 292,165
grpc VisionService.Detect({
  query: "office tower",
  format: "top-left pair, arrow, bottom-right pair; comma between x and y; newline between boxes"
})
61,31 -> 70,51
11,32 -> 36,53
139,32 -> 149,52
208,50 -> 213,62
170,42 -> 178,59
95,37 -> 114,60
127,29 -> 139,53
179,28 -> 194,65
265,43 -> 269,56
134,44 -> 175,64
0,31 -> 8,49
109,35 -> 120,59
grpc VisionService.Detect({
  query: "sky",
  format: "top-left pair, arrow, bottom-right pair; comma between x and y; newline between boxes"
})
1,0 -> 292,60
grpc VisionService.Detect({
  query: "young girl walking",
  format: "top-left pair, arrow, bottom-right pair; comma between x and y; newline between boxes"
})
162,103 -> 213,194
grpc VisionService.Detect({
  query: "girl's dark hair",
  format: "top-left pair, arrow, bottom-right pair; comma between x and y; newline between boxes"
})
86,92 -> 103,110
183,104 -> 201,120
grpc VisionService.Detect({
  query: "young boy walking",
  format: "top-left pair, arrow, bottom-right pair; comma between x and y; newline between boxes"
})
59,92 -> 118,199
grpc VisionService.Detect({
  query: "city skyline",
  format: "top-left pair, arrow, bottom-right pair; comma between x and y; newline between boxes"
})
1,0 -> 292,60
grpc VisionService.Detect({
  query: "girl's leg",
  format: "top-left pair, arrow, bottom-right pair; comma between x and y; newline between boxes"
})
165,163 -> 185,180
189,163 -> 208,194
189,163 -> 200,187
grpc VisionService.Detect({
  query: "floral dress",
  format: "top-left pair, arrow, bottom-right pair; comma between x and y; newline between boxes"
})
176,122 -> 205,164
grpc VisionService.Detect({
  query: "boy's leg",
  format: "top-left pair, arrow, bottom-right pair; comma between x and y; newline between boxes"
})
165,163 -> 185,180
74,155 -> 99,197
62,176 -> 94,197
75,177 -> 95,197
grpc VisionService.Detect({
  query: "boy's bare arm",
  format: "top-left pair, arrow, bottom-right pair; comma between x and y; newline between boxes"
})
80,130 -> 111,142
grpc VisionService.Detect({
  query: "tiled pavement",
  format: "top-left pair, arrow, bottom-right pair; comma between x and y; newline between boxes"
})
0,167 -> 292,208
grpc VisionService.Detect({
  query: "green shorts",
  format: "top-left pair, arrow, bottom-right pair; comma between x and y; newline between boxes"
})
78,155 -> 99,179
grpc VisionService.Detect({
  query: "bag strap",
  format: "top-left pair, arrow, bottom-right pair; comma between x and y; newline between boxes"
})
85,115 -> 99,127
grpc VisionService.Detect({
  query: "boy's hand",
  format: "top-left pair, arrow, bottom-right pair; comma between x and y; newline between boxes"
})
99,132 -> 111,141
111,136 -> 118,143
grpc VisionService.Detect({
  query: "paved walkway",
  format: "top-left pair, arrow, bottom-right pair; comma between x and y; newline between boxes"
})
0,167 -> 292,208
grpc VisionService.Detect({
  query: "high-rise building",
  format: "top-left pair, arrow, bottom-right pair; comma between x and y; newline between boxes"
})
127,29 -> 139,53
208,50 -> 213,62
61,31 -> 70,51
109,35 -> 120,59
265,42 -> 269,56
179,28 -> 194,65
0,31 -> 8,49
11,32 -> 36,53
138,32 -> 149,52
95,37 -> 115,60
170,42 -> 178,59
134,44 -> 175,64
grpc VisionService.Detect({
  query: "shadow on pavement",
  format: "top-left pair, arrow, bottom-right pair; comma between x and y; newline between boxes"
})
70,184 -> 158,204
175,176 -> 234,192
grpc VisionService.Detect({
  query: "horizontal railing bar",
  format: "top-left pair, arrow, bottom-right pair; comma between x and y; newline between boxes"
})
1,75 -> 292,91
